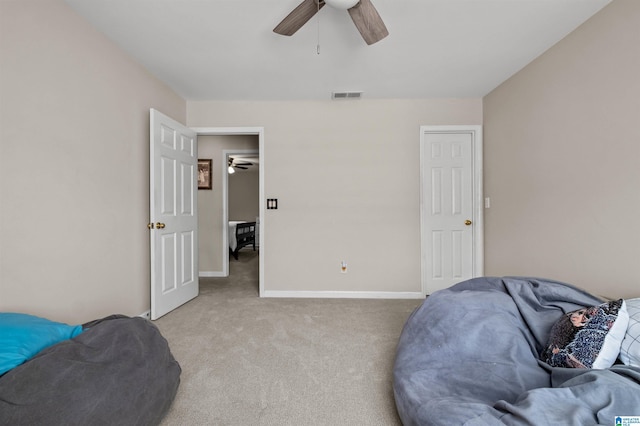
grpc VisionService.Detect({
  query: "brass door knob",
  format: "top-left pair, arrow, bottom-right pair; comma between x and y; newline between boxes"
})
465,220 -> 472,226
156,222 -> 166,229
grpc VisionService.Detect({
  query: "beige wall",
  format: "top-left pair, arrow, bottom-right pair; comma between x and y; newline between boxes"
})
0,0 -> 186,323
188,99 -> 482,293
483,0 -> 640,298
198,135 -> 258,273
229,172 -> 259,222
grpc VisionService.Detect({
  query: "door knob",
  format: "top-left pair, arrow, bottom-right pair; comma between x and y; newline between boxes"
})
465,220 -> 472,226
156,222 -> 166,229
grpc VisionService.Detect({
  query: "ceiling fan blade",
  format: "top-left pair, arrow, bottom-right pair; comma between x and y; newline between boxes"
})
234,162 -> 253,166
348,0 -> 388,45
274,0 -> 325,36
235,166 -> 249,170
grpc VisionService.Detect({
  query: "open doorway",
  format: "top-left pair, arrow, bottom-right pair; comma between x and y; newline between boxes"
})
194,127 -> 264,296
225,149 -> 259,254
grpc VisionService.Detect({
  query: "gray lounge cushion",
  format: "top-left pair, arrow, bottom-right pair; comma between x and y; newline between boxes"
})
393,277 -> 640,425
0,315 -> 180,426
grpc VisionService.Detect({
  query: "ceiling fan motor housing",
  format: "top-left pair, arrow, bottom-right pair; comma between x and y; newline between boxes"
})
324,0 -> 359,10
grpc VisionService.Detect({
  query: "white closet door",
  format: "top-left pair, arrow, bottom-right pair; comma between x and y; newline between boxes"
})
421,130 -> 476,294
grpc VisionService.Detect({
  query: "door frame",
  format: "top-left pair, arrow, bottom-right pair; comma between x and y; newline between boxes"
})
419,125 -> 484,295
192,127 -> 265,297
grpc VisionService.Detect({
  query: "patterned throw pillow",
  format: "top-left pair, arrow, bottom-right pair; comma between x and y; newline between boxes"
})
542,299 -> 629,369
619,298 -> 640,367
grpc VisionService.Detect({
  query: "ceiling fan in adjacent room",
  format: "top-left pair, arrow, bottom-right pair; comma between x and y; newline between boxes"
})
228,157 -> 255,174
273,0 -> 389,45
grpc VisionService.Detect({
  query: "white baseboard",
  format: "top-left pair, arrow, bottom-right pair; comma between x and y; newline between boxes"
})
199,271 -> 226,277
138,310 -> 150,320
262,290 -> 424,299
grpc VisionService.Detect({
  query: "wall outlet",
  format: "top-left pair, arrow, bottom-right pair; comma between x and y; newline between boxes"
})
340,261 -> 348,274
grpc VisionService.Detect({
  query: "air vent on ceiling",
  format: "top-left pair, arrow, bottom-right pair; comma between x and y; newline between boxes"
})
332,91 -> 363,100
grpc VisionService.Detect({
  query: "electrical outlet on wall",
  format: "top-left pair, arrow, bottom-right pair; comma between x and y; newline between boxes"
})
340,261 -> 348,274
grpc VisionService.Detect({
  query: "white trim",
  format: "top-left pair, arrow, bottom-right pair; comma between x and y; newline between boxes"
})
199,271 -> 226,278
419,125 -> 484,296
263,291 -> 425,299
193,127 -> 265,297
191,127 -> 264,135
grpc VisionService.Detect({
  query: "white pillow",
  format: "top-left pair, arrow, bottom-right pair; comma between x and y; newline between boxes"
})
619,297 -> 640,367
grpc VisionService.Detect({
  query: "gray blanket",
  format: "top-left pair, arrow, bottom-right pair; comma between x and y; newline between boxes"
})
393,277 -> 640,425
0,315 -> 180,425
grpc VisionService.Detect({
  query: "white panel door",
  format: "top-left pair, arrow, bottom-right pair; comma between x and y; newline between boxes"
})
421,130 -> 477,294
150,109 -> 198,320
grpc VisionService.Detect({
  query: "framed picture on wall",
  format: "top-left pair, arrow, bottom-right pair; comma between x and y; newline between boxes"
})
198,159 -> 212,190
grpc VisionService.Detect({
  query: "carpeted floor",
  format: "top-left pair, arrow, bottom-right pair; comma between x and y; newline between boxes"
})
156,249 -> 422,425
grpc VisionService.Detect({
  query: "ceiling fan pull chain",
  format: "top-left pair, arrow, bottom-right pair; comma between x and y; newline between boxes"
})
316,0 -> 321,54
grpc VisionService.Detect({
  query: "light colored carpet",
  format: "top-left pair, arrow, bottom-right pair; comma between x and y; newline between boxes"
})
156,250 -> 422,425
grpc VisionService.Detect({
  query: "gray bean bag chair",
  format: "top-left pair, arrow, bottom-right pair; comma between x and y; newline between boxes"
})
393,277 -> 640,425
0,315 -> 180,425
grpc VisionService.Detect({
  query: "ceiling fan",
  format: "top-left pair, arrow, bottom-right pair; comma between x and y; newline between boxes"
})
274,0 -> 389,45
228,158 -> 254,174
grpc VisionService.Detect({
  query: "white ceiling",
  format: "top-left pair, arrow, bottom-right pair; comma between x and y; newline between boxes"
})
63,0 -> 611,101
